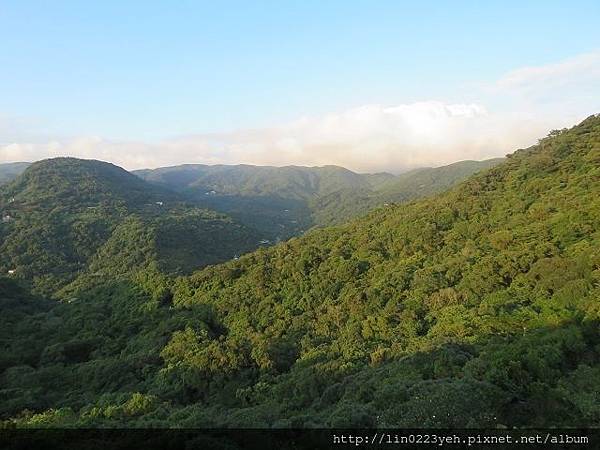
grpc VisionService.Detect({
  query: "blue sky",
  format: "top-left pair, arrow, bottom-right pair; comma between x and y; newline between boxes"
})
1,1 -> 600,170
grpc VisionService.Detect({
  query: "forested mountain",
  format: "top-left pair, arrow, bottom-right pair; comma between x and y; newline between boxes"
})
1,115 -> 599,429
0,158 -> 260,296
0,162 -> 30,185
135,158 -> 502,237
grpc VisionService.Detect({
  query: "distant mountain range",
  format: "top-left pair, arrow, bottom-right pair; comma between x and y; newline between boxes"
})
0,162 -> 30,185
136,158 -> 503,237
1,158 -> 503,242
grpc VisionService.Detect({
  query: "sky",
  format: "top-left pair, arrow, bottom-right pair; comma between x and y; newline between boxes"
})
1,0 -> 600,172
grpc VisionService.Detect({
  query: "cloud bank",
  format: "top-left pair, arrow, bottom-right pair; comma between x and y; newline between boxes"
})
2,52 -> 599,173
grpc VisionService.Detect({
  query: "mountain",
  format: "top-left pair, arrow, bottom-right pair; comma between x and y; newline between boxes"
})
0,162 -> 30,185
135,159 -> 503,238
0,158 -> 261,296
135,164 -> 376,240
1,116 -> 599,429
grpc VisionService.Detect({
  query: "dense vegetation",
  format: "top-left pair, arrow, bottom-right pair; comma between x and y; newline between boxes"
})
136,159 -> 502,238
0,158 -> 260,296
1,115 -> 599,429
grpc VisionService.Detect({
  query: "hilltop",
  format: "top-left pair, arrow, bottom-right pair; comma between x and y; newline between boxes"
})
1,158 -> 174,209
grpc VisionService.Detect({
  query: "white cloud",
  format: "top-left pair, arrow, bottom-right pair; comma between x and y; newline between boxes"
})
492,51 -> 600,120
496,51 -> 600,90
0,102 -> 556,172
1,52 -> 599,173
181,102 -> 534,171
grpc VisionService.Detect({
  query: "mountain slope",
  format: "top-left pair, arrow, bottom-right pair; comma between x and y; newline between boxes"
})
0,158 -> 260,296
154,116 -> 600,427
2,116 -> 599,428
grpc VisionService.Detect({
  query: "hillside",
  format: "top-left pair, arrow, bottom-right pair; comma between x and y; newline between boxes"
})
0,158 -> 260,296
136,159 -> 502,238
1,115 -> 599,428
0,162 -> 30,185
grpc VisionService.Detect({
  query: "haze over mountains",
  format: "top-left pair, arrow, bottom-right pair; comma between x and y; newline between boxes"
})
0,162 -> 30,185
0,115 -> 599,429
